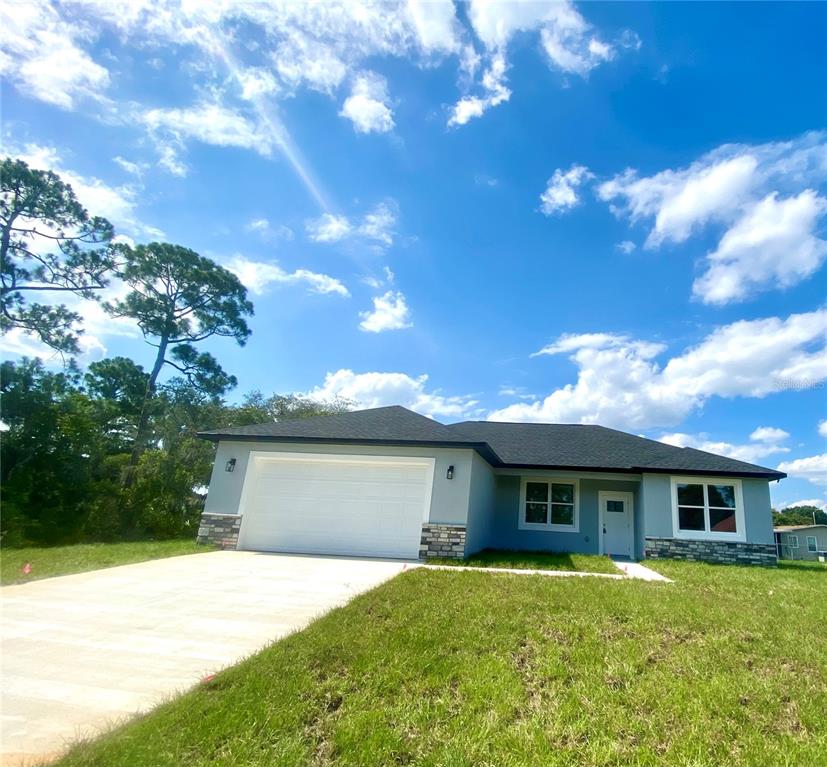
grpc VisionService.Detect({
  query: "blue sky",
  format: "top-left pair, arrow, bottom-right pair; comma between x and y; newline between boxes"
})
1,1 -> 825,509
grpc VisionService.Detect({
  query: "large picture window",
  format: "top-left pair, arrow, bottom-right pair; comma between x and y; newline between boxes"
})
670,477 -> 745,542
520,479 -> 579,531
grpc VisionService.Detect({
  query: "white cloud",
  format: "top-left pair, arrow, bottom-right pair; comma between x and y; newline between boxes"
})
598,131 -> 827,303
658,427 -> 790,464
237,67 -> 279,100
306,369 -> 478,418
448,52 -> 510,127
359,290 -> 412,332
616,240 -> 636,254
540,164 -> 594,215
357,202 -> 397,245
405,0 -> 462,55
306,213 -> 353,243
306,202 -> 397,247
693,190 -> 827,304
531,332 -> 664,358
245,218 -> 271,234
272,38 -> 348,94
490,309 -> 827,430
498,385 -> 535,400
819,420 -> 827,438
450,2 -> 636,127
7,142 -> 162,238
0,0 -> 109,110
599,155 -> 760,247
113,156 -> 145,177
362,266 -> 396,290
340,72 -> 395,134
540,5 -> 616,76
244,218 -> 294,242
750,426 -> 790,443
157,144 -> 187,177
777,454 -> 827,486
143,102 -> 275,156
224,255 -> 349,298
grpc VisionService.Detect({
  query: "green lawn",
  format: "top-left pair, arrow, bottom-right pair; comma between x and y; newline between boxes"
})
56,560 -> 826,766
0,540 -> 212,585
428,548 -> 619,574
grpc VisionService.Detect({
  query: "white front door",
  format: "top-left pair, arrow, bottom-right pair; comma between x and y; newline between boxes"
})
599,491 -> 634,558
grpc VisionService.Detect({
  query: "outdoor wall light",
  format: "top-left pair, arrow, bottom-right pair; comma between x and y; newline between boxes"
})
446,465 -> 454,480
225,458 -> 237,473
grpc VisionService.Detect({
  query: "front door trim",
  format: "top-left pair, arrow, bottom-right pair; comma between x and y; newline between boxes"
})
598,490 -> 635,558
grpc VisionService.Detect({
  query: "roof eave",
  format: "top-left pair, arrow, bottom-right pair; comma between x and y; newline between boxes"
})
195,433 -> 786,480
195,433 -> 500,463
633,466 -> 787,480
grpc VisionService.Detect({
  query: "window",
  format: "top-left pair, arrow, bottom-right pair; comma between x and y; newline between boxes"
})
606,500 -> 625,512
807,536 -> 817,553
789,535 -> 799,549
520,479 -> 578,531
671,477 -> 744,541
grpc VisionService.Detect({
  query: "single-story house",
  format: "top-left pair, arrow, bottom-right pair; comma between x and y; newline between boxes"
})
774,525 -> 827,561
197,406 -> 785,566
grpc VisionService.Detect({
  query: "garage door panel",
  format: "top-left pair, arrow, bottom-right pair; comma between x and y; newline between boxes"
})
238,455 -> 432,558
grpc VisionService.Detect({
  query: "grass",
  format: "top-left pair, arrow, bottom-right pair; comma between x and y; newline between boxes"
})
0,539 -> 213,585
428,548 -> 619,574
56,560 -> 826,766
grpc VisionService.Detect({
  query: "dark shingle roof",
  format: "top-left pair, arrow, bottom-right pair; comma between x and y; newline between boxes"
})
448,420 -> 784,478
198,405 -> 491,451
199,406 -> 785,479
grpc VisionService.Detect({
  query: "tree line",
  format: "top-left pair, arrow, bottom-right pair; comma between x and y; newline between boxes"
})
772,506 -> 827,527
1,157 -> 349,546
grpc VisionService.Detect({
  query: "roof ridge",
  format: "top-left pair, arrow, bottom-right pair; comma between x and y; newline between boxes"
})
448,420 -> 604,427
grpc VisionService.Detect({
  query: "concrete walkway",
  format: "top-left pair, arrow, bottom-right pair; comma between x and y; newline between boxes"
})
422,559 -> 671,582
422,564 -> 625,579
0,551 -> 408,766
610,558 -> 673,582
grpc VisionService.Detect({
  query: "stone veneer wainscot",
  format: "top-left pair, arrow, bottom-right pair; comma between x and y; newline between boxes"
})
197,512 -> 242,549
645,537 -> 777,566
420,523 -> 466,559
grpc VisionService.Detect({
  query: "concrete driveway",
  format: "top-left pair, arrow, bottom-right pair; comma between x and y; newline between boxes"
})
0,551 -> 409,765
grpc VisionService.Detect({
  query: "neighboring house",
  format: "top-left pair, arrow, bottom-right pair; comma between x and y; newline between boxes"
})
774,525 -> 827,561
197,406 -> 785,566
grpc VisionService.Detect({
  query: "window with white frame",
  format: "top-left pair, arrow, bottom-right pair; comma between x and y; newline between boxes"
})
789,535 -> 799,549
520,478 -> 578,531
670,477 -> 745,541
806,535 -> 817,552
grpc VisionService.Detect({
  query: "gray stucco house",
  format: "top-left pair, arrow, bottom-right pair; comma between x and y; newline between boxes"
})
197,406 -> 785,566
774,525 -> 827,561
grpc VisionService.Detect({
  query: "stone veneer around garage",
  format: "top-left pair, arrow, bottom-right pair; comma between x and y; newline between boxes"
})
197,512 -> 242,549
645,537 -> 777,566
420,523 -> 467,559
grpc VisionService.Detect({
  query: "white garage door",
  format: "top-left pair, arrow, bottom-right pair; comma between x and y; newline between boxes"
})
237,452 -> 434,559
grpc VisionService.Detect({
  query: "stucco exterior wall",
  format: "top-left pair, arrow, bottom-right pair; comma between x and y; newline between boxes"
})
202,440 -> 778,563
203,440 -> 476,526
640,473 -> 673,539
464,452 -> 497,555
487,474 -> 640,554
640,473 -> 775,544
741,478 -> 774,544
